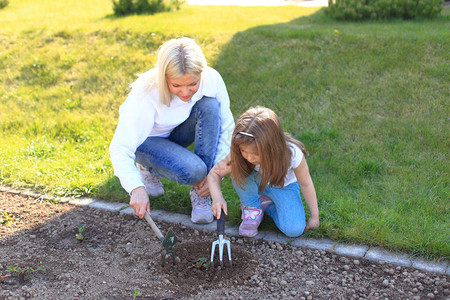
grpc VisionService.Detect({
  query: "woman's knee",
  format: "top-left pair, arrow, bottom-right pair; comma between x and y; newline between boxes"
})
177,162 -> 207,185
196,97 -> 220,115
145,155 -> 207,185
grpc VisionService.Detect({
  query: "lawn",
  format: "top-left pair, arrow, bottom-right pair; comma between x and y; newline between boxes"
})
0,0 -> 448,259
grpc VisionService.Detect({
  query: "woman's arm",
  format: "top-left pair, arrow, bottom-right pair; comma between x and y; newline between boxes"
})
207,154 -> 232,218
109,90 -> 157,218
294,157 -> 320,230
210,68 -> 235,165
109,92 -> 156,195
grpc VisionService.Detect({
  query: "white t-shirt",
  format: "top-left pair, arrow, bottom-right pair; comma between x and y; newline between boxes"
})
254,142 -> 304,187
109,66 -> 235,194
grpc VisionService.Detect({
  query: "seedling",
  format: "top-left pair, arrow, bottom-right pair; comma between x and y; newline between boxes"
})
192,257 -> 210,270
132,290 -> 140,300
1,212 -> 14,226
75,224 -> 86,242
7,266 -> 45,282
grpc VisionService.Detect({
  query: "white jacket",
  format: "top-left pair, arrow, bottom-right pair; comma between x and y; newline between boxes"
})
109,66 -> 235,194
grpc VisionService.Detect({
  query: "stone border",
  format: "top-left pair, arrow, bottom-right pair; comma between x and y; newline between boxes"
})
1,186 -> 448,275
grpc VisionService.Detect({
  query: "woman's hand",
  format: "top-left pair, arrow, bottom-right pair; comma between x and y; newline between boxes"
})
305,216 -> 320,231
195,178 -> 210,197
129,186 -> 150,218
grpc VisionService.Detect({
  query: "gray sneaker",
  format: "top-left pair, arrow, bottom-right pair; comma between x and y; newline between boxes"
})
189,187 -> 213,224
136,163 -> 164,197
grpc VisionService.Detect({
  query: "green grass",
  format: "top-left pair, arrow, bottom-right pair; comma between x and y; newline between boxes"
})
0,0 -> 448,260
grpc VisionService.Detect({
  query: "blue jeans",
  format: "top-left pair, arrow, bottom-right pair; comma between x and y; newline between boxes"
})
233,171 -> 306,237
135,96 -> 221,185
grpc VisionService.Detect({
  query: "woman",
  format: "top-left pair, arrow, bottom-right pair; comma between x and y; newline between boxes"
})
110,37 -> 234,224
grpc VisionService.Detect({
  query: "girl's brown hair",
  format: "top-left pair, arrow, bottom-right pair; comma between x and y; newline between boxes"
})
230,106 -> 307,192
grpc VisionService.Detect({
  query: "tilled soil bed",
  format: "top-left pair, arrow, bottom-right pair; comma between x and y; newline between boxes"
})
0,191 -> 448,299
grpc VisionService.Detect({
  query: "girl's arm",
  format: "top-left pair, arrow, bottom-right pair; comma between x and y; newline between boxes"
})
207,154 -> 232,219
294,157 -> 320,230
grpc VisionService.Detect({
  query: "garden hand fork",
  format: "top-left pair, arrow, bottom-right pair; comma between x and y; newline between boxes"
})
144,212 -> 179,267
210,209 -> 232,268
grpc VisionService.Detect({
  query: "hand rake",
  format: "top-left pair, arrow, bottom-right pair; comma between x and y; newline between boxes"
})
210,209 -> 232,268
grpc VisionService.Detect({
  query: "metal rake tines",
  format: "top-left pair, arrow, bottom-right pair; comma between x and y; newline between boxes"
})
211,234 -> 232,268
210,209 -> 232,268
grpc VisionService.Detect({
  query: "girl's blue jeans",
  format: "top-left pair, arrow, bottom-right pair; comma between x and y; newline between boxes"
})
233,171 -> 306,237
135,96 -> 221,186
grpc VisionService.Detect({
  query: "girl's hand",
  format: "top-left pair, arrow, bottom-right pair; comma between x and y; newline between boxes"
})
211,200 -> 227,219
305,217 -> 320,231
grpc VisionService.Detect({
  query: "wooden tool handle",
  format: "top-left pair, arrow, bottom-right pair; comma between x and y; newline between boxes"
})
217,209 -> 225,234
144,212 -> 164,240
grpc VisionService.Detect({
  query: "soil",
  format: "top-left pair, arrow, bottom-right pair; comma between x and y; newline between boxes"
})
1,191 -> 448,300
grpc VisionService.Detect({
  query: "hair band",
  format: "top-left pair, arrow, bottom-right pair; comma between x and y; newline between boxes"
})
239,131 -> 254,137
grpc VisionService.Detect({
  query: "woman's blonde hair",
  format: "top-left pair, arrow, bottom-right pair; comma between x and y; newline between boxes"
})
230,106 -> 307,192
131,37 -> 207,106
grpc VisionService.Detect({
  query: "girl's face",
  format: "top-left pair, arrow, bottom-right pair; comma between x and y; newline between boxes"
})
240,143 -> 260,165
166,73 -> 201,102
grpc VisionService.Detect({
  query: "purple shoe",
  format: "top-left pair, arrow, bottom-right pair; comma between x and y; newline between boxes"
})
239,206 -> 263,237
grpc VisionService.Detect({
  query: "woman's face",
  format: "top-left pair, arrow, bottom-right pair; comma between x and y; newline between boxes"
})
240,143 -> 260,165
166,73 -> 201,102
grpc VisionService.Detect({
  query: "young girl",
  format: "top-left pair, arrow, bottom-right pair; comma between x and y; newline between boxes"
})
207,106 -> 319,237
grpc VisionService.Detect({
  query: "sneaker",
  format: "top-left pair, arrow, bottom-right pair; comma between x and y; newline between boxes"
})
239,206 -> 263,237
136,163 -> 164,197
260,195 -> 274,212
189,187 -> 214,224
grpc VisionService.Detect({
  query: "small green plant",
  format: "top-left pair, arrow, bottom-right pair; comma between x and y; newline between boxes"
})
7,266 -> 46,282
0,0 -> 9,9
132,290 -> 140,300
192,257 -> 210,270
1,212 -> 14,226
75,224 -> 86,242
